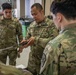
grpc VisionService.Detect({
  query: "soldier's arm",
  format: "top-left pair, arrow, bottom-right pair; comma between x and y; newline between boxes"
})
34,24 -> 58,48
16,20 -> 23,42
40,37 -> 65,75
25,23 -> 33,39
39,42 -> 54,75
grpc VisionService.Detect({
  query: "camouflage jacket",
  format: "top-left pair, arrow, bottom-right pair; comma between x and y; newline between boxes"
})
0,62 -> 33,75
26,17 -> 58,73
0,16 -> 22,49
40,23 -> 76,75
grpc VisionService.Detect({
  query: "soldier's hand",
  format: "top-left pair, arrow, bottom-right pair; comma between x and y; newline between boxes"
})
18,37 -> 35,52
18,46 -> 24,53
20,40 -> 27,44
27,36 -> 35,46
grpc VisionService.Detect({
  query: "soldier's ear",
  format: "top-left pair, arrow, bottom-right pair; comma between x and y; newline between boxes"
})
40,9 -> 44,14
56,13 -> 62,23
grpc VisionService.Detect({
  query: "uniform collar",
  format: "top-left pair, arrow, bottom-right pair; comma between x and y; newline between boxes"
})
0,16 -> 14,20
60,23 -> 76,34
35,17 -> 48,27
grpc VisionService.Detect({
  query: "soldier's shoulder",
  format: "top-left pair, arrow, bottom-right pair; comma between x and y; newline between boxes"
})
12,17 -> 19,22
29,21 -> 36,27
52,31 -> 75,49
0,16 -> 3,21
45,17 -> 53,23
46,33 -> 64,49
45,17 -> 55,27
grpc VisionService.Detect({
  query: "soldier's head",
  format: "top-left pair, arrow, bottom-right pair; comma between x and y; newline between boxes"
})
31,3 -> 45,23
50,0 -> 76,30
1,3 -> 12,19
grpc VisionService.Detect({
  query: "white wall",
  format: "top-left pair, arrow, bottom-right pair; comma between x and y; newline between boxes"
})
34,0 -> 42,4
16,0 -> 20,18
0,0 -> 8,5
45,0 -> 53,16
25,0 -> 31,17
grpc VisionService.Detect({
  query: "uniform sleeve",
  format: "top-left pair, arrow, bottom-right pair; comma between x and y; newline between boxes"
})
40,38 -> 64,75
40,42 -> 54,75
25,25 -> 32,39
16,20 -> 23,42
35,23 -> 58,48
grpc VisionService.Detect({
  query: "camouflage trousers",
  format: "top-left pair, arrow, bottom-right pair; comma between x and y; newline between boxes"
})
0,49 -> 18,66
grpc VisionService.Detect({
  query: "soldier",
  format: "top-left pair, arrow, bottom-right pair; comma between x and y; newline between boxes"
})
0,3 -> 22,66
40,0 -> 76,75
19,3 -> 58,75
0,62 -> 33,75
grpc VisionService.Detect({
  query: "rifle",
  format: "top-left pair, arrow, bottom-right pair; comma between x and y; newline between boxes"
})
0,42 -> 28,51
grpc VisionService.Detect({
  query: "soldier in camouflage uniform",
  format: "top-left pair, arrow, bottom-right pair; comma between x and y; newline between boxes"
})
0,3 -> 22,66
19,3 -> 58,75
40,0 -> 76,75
0,62 -> 33,75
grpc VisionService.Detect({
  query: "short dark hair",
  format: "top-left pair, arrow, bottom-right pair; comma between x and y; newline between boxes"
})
1,3 -> 12,10
31,3 -> 43,11
50,0 -> 76,20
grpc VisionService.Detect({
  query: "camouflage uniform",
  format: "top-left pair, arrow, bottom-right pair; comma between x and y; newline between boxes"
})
0,62 -> 33,75
40,23 -> 76,75
26,17 -> 58,74
0,16 -> 22,66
